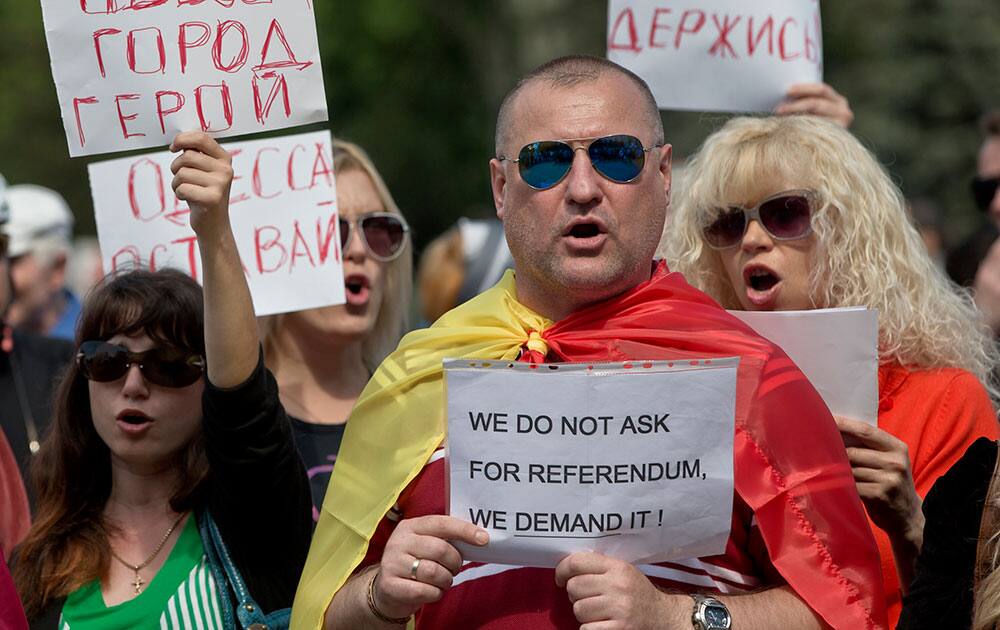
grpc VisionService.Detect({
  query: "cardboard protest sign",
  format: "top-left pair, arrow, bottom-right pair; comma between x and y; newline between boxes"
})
40,0 -> 328,157
607,0 -> 823,112
445,358 -> 738,567
730,307 -> 879,425
88,129 -> 344,316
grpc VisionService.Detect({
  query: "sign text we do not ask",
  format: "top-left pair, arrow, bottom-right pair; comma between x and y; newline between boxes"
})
446,359 -> 738,568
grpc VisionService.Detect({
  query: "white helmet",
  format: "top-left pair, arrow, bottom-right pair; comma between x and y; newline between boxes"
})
4,184 -> 74,261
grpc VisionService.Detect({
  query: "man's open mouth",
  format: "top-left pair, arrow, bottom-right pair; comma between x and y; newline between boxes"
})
568,223 -> 601,238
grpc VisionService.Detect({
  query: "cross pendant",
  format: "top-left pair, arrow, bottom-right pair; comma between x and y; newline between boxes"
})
133,573 -> 144,594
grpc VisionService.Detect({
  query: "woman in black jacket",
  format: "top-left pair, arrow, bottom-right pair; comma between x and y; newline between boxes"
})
13,132 -> 311,628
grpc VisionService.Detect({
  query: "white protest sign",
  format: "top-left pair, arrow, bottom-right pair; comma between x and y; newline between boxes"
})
446,358 -> 738,567
730,307 -> 878,425
40,0 -> 328,157
88,129 -> 344,316
607,0 -> 823,112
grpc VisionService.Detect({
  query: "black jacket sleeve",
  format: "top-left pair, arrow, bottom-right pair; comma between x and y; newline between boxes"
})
201,347 -> 313,613
897,436 -> 998,630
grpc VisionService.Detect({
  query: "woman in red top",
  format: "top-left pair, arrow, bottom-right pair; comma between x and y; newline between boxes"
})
664,114 -> 1000,625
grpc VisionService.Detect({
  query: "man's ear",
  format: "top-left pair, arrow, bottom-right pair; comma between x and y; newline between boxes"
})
490,158 -> 507,220
658,144 -> 673,205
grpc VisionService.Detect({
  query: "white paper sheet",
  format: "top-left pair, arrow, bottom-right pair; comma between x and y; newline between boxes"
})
40,0 -> 328,157
445,358 -> 738,567
88,129 -> 345,316
607,0 -> 823,112
730,307 -> 878,424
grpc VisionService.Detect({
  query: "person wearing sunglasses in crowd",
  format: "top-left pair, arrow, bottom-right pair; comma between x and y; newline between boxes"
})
292,55 -> 886,630
664,114 -> 1000,627
12,132 -> 312,628
257,139 -> 411,522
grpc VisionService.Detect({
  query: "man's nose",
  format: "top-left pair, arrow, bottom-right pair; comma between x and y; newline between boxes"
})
564,149 -> 602,206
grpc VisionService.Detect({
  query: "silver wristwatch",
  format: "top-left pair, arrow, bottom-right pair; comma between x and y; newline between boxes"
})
690,594 -> 732,630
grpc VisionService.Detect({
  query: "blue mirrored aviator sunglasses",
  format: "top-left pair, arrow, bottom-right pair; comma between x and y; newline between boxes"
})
498,134 -> 662,190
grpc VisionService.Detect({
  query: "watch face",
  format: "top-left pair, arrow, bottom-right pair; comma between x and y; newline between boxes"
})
705,604 -> 730,628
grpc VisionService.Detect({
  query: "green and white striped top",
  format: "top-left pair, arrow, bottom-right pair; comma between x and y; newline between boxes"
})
59,515 -> 224,630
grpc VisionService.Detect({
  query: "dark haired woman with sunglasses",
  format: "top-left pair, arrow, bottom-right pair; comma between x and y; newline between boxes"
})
12,132 -> 312,628
256,139 -> 412,522
664,114 -> 999,626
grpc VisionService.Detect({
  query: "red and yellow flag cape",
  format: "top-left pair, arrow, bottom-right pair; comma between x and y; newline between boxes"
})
291,264 -> 887,630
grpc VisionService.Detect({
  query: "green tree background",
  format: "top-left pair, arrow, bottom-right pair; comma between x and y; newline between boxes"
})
1,0 -> 998,251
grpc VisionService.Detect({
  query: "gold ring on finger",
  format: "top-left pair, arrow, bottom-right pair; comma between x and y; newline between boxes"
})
410,558 -> 421,581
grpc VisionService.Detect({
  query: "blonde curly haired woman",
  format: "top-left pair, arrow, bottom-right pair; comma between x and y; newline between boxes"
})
664,114 -> 999,626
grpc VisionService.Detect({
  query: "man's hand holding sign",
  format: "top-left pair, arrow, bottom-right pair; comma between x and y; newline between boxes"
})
556,551 -> 682,629
370,516 -> 488,622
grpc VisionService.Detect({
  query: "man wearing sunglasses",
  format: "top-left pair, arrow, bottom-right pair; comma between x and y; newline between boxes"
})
947,110 -> 1000,332
295,56 -> 885,630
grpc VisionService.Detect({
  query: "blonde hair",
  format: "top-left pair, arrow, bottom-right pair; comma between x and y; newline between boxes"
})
665,115 -> 998,391
260,138 -> 412,373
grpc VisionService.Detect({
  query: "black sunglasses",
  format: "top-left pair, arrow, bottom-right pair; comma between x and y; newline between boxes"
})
340,212 -> 409,262
972,176 -> 1000,212
76,340 -> 205,388
0,233 -> 7,260
498,134 -> 662,190
702,191 -> 815,250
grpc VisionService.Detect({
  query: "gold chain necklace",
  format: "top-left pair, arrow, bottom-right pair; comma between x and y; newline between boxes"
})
110,512 -> 187,595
